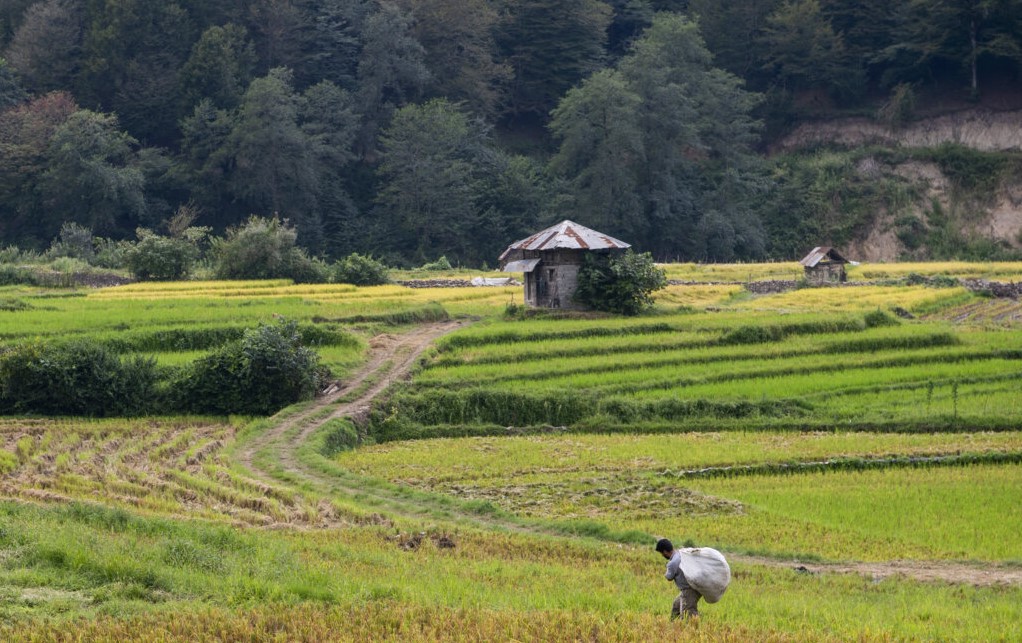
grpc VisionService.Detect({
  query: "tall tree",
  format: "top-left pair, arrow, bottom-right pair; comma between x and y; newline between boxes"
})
498,0 -> 612,118
548,68 -> 643,234
226,67 -> 321,246
39,109 -> 147,237
178,23 -> 257,111
4,0 -> 82,94
759,0 -> 864,99
300,79 -> 360,256
0,91 -> 78,244
355,2 -> 429,156
879,0 -> 1022,95
686,0 -> 778,81
376,98 -> 488,261
302,0 -> 372,91
395,0 -> 511,117
550,13 -> 767,260
177,98 -> 236,228
78,0 -> 197,144
247,0 -> 306,72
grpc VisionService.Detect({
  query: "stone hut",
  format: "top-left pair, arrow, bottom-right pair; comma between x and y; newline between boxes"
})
499,220 -> 630,309
800,246 -> 850,284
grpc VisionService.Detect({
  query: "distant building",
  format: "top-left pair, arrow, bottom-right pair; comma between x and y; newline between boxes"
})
499,220 -> 630,309
800,246 -> 850,284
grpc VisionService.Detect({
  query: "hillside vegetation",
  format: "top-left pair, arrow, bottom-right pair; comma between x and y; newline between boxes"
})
4,1 -> 1022,265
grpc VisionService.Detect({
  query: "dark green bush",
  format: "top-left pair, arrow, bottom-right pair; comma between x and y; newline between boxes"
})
420,256 -> 453,271
333,253 -> 390,286
124,231 -> 199,281
211,216 -> 329,283
574,250 -> 667,315
172,319 -> 324,415
0,341 -> 158,416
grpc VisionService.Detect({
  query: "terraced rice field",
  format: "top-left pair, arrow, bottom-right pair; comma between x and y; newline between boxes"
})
2,265 -> 1022,640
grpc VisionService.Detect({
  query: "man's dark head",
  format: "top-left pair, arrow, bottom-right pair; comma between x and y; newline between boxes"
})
655,538 -> 674,558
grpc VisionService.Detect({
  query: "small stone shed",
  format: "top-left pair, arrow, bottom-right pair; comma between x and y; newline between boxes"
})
800,246 -> 850,284
499,220 -> 630,309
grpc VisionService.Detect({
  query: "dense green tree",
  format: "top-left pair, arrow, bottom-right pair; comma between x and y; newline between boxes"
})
549,68 -> 643,235
759,0 -> 865,99
498,0 -> 612,117
878,0 -> 1022,95
0,0 -> 36,49
178,24 -> 256,111
355,2 -> 430,155
78,0 -> 197,144
4,0 -> 82,94
821,0 -> 896,82
247,0 -> 306,72
550,13 -> 766,260
686,0 -> 778,81
395,0 -> 510,117
177,99 -> 236,228
302,0 -> 370,90
39,109 -> 146,237
227,68 -> 320,246
300,79 -> 360,255
0,92 -> 77,245
376,99 -> 483,261
606,0 -> 654,57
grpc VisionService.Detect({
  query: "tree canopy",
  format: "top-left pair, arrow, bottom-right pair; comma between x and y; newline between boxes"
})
2,0 -> 1022,262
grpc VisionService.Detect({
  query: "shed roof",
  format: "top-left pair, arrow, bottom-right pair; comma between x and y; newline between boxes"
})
502,258 -> 542,273
799,246 -> 850,268
499,220 -> 630,261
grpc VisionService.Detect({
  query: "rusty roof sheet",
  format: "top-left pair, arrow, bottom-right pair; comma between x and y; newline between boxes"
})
499,220 -> 630,260
799,246 -> 850,267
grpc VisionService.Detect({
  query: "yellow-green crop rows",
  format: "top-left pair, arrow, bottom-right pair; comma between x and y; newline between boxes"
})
2,267 -> 1022,640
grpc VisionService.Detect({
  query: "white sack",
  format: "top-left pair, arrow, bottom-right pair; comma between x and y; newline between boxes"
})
679,547 -> 731,603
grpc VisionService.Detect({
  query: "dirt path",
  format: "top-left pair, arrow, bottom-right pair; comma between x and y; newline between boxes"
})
236,319 -> 468,477
732,554 -> 1022,587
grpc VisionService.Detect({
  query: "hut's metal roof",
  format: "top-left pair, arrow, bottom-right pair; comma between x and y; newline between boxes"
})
502,258 -> 542,273
499,220 -> 630,261
799,246 -> 849,268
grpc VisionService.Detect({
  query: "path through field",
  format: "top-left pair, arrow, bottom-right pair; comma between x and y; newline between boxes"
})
236,320 -> 1022,588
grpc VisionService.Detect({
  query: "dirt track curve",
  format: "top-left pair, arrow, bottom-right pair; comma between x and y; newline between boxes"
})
235,319 -> 1022,588
236,319 -> 468,478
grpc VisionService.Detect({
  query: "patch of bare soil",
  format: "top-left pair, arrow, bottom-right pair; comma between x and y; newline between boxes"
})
734,555 -> 1022,587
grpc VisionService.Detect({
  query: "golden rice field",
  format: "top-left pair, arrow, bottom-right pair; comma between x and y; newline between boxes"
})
2,263 -> 1022,641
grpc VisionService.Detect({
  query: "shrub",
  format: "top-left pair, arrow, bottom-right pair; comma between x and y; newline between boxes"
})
210,216 -> 328,283
124,230 -> 199,281
333,253 -> 390,286
420,255 -> 453,271
172,318 -> 324,415
93,237 -> 134,269
47,222 -> 95,263
573,250 -> 667,315
0,341 -> 158,416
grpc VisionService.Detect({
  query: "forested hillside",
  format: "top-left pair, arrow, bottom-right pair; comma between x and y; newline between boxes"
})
2,0 -> 1022,265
